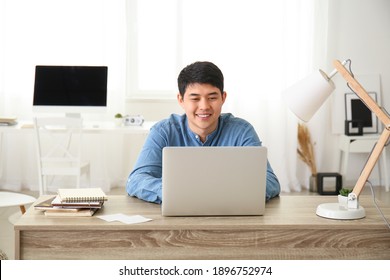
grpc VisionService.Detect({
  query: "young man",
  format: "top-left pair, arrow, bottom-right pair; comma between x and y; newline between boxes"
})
126,61 -> 280,203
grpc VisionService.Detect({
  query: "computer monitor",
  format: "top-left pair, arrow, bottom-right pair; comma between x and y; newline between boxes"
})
33,65 -> 108,117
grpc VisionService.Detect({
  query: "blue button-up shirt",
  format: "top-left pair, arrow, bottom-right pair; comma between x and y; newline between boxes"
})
126,113 -> 280,203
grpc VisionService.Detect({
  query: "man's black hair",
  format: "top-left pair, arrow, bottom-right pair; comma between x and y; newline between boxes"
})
177,61 -> 224,97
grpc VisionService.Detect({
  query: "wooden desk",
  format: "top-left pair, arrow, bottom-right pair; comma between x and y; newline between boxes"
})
14,195 -> 390,260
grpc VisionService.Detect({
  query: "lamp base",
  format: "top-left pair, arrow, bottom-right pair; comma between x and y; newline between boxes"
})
316,203 -> 365,220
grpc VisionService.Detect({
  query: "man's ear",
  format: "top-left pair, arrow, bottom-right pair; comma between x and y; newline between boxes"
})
222,91 -> 227,103
177,93 -> 184,108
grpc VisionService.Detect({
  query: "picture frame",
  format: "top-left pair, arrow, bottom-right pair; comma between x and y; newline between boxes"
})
344,92 -> 378,134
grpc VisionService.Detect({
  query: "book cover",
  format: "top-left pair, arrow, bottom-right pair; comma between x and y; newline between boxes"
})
44,207 -> 99,217
34,196 -> 103,211
58,188 -> 108,203
34,197 -> 57,210
44,207 -> 80,213
51,195 -> 103,208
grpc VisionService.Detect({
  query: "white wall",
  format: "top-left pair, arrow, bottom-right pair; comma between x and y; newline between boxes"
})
327,0 -> 390,110
125,99 -> 181,121
324,0 -> 390,186
125,0 -> 390,188
1,0 -> 388,191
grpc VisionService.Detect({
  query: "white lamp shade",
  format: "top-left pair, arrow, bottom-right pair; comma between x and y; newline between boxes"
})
282,70 -> 335,122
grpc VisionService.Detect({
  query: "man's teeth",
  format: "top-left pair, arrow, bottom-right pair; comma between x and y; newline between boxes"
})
197,114 -> 210,117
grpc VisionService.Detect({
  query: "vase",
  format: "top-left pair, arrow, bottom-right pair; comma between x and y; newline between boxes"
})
309,175 -> 317,192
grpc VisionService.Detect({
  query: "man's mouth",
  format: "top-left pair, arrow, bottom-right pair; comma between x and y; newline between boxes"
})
196,113 -> 211,119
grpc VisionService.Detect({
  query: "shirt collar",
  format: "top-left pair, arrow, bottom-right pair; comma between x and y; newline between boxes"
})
184,115 -> 220,145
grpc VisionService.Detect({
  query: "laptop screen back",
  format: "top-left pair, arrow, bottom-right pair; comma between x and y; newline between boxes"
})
162,146 -> 267,216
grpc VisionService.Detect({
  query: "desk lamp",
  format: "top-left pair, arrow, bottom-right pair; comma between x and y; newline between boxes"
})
282,59 -> 390,219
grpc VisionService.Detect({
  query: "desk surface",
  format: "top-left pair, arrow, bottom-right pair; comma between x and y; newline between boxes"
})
14,195 -> 390,260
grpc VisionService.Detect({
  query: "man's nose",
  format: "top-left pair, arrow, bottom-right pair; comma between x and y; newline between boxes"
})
199,98 -> 211,109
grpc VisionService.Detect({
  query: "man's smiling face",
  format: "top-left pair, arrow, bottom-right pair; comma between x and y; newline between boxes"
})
177,83 -> 226,142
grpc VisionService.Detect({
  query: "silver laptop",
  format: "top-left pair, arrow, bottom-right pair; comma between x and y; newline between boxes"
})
162,146 -> 267,216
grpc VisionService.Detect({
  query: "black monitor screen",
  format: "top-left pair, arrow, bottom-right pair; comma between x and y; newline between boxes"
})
33,65 -> 108,107
351,99 -> 372,127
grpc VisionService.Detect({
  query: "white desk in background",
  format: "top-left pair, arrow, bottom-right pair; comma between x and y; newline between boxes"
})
0,120 -> 155,134
339,134 -> 389,192
0,120 -> 154,192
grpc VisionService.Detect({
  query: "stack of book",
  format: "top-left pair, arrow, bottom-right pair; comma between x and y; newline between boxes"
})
0,116 -> 17,126
34,188 -> 108,217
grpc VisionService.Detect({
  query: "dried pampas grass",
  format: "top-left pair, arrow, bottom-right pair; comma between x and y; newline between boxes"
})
297,123 -> 317,176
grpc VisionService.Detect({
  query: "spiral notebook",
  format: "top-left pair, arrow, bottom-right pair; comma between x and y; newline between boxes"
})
58,188 -> 108,203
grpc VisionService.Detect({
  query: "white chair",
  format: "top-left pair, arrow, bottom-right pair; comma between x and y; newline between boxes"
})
34,117 -> 90,195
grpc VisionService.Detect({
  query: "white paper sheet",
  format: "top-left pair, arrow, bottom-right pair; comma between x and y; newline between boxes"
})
96,213 -> 152,224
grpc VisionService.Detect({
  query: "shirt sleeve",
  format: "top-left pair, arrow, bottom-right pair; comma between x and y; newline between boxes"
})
264,161 -> 281,201
238,122 -> 281,201
126,127 -> 165,204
